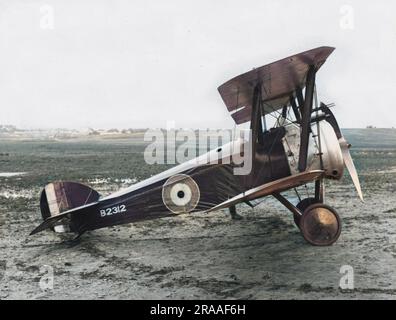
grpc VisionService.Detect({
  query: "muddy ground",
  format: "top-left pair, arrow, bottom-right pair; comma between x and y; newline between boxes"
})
1,129 -> 396,299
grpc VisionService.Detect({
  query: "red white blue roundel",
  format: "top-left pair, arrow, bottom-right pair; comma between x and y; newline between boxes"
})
162,174 -> 200,214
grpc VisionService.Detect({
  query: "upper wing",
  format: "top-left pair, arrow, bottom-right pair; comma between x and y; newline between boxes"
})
218,46 -> 335,124
205,170 -> 324,213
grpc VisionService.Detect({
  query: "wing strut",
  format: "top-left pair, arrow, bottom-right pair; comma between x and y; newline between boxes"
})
298,66 -> 316,172
296,87 -> 305,113
290,95 -> 301,123
250,84 -> 264,159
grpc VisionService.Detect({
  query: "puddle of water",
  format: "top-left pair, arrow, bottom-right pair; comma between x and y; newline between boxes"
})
377,167 -> 396,174
0,190 -> 34,199
88,177 -> 137,185
88,178 -> 110,185
0,172 -> 26,177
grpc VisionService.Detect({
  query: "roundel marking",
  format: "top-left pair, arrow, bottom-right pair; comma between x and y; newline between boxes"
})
162,174 -> 200,214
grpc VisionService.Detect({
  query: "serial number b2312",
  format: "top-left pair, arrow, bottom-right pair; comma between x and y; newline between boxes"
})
99,204 -> 126,217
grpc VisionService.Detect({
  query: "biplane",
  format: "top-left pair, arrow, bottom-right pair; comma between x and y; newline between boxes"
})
31,46 -> 363,246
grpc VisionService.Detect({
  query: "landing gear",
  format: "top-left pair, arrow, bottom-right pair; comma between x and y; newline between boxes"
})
273,179 -> 342,246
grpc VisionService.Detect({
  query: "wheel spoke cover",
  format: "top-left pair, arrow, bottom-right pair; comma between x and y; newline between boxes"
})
300,204 -> 341,246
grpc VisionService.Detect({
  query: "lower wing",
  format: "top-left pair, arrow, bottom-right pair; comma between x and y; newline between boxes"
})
205,170 -> 324,213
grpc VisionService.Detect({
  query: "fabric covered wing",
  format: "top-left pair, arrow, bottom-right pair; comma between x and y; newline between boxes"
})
218,46 -> 335,124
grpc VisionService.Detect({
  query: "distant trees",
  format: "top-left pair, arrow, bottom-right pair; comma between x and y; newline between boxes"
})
0,125 -> 18,133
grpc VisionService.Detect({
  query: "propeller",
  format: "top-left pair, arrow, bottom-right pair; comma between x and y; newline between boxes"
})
314,91 -> 363,202
339,137 -> 364,202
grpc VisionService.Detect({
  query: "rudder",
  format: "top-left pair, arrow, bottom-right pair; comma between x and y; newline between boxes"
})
39,181 -> 100,233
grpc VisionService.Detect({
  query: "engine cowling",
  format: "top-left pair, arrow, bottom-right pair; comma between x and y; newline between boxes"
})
282,120 -> 344,180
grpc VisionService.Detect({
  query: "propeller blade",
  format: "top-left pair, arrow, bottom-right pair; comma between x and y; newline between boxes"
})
339,137 -> 364,202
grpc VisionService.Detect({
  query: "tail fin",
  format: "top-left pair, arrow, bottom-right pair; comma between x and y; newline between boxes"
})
32,182 -> 100,235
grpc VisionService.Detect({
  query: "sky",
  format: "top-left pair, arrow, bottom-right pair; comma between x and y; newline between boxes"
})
0,0 -> 395,129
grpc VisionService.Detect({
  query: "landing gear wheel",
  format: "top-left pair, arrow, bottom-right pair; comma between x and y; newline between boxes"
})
293,197 -> 318,228
299,204 -> 341,246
